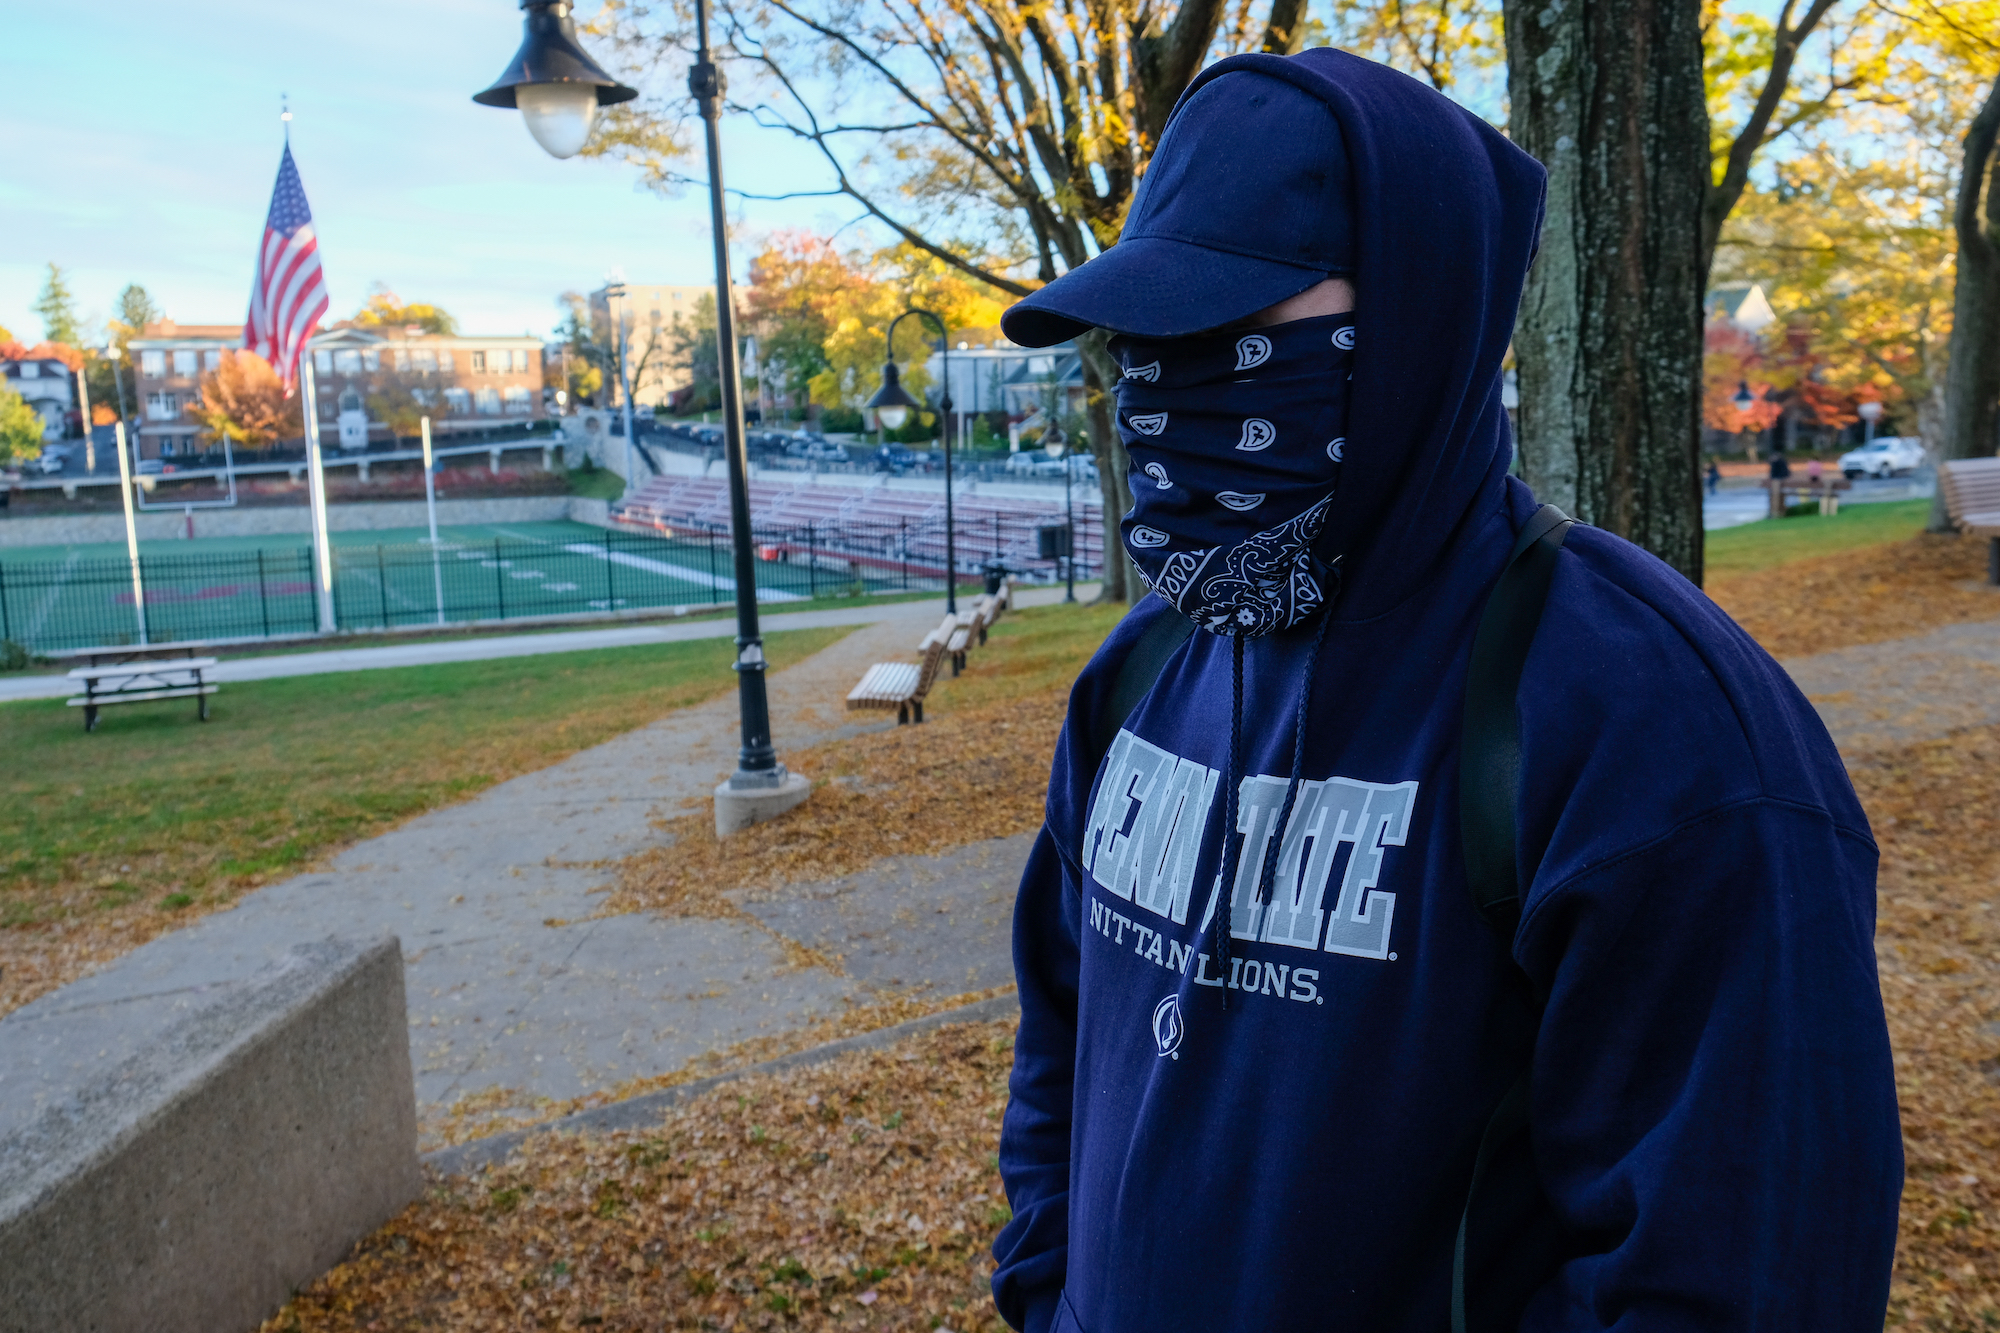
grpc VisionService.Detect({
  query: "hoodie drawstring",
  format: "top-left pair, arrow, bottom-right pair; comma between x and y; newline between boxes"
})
1208,608 -> 1335,1012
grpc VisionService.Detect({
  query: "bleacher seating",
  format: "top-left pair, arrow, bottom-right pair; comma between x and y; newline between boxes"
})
613,475 -> 1105,580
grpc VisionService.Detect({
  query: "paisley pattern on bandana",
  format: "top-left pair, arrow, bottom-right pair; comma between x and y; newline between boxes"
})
1113,313 -> 1355,638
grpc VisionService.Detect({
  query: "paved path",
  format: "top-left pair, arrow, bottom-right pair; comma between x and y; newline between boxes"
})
0,585 -> 1098,703
0,600 -> 1047,1147
1784,617 -> 2000,754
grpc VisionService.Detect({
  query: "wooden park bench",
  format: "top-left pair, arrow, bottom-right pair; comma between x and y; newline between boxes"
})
845,618 -> 954,724
66,656 -> 219,732
1940,458 -> 2000,585
1765,474 -> 1852,519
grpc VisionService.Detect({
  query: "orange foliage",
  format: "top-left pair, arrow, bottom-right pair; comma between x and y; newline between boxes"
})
189,350 -> 302,449
0,339 -> 83,370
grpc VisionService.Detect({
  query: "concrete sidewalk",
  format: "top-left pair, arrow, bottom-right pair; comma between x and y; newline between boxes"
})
0,584 -> 1098,703
0,607 -> 1043,1150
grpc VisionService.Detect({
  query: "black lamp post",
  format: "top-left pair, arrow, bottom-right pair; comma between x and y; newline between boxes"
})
867,310 -> 956,612
1042,421 -> 1077,602
477,0 -> 791,801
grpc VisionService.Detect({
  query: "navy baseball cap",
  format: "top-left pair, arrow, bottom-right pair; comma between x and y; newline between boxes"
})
1000,69 -> 1354,348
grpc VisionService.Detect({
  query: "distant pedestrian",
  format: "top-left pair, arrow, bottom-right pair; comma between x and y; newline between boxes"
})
1707,459 -> 1721,496
1808,456 -> 1824,484
1770,450 -> 1792,480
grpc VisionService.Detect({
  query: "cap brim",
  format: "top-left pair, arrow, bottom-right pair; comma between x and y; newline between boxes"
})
1000,236 -> 1332,347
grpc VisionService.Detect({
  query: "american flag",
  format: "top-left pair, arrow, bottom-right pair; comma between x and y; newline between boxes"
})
243,145 -> 330,391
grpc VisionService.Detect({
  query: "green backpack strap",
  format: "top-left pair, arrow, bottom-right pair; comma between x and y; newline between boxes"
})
1452,502 -> 1574,1333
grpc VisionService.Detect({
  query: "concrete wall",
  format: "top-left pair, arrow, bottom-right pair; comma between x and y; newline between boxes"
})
0,495 -> 598,548
0,937 -> 420,1333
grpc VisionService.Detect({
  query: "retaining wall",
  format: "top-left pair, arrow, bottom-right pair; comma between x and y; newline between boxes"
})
0,936 -> 420,1333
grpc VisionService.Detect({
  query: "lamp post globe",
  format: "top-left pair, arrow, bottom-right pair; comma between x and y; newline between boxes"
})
1732,381 -> 1754,412
866,362 -> 919,433
473,1 -> 638,160
1042,422 -> 1066,459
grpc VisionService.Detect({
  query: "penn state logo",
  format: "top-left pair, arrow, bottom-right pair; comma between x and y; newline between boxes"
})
1216,491 -> 1265,511
1129,525 -> 1171,548
1143,462 -> 1173,490
1332,326 -> 1357,350
1234,335 -> 1272,372
1327,437 -> 1345,462
1128,412 -> 1169,436
1152,994 -> 1184,1060
1124,360 -> 1162,383
1236,418 -> 1276,451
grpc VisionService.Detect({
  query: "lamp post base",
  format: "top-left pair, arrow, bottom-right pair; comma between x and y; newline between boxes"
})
714,769 -> 811,837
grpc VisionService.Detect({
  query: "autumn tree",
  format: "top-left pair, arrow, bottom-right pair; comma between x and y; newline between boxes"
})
0,390 -> 45,465
353,282 -> 460,336
1941,72 -> 2000,503
188,351 -> 302,450
588,0 -> 1314,599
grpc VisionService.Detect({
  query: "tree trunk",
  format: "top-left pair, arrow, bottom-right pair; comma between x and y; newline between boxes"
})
1932,73 -> 2000,532
1504,0 -> 1710,583
1076,331 -> 1137,602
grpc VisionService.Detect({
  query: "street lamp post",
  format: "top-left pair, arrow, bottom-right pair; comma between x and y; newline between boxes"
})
478,0 -> 807,833
605,282 -> 638,484
1858,399 -> 1884,444
1042,422 -> 1077,602
867,311 -> 956,611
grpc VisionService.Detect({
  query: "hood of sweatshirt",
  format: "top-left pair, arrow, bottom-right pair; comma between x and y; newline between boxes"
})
1159,48 -> 1546,622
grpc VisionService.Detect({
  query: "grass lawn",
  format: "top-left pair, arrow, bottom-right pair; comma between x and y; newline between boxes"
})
1704,497 -> 1934,576
566,465 -> 626,501
0,625 -> 847,1014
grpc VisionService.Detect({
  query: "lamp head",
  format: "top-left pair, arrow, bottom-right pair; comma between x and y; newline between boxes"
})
474,0 -> 639,160
1732,381 -> 1754,411
1042,422 -> 1067,459
866,361 -> 920,432
1857,400 -> 1884,423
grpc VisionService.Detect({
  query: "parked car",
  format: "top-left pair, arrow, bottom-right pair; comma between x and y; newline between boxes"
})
791,437 -> 848,463
874,444 -> 929,471
34,450 -> 64,475
1838,436 -> 1925,479
135,458 -> 165,475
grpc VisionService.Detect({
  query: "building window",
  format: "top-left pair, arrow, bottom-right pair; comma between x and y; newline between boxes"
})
141,350 -> 165,377
363,350 -> 379,371
445,387 -> 471,415
204,350 -> 224,371
437,351 -> 454,372
393,349 -> 409,372
475,387 -> 502,415
314,349 -> 333,373
470,350 -> 487,374
334,350 -> 361,374
173,350 -> 198,376
503,386 -> 531,415
516,349 -> 534,372
146,392 -> 181,421
18,362 -> 39,379
412,388 -> 434,407
410,349 -> 437,373
161,437 -> 179,457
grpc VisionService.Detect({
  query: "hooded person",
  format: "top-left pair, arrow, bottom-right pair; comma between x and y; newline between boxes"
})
991,47 -> 1901,1333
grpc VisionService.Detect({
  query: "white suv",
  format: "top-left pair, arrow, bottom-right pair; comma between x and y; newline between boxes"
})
1839,436 -> 1926,479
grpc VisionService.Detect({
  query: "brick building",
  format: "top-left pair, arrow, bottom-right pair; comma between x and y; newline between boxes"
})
127,320 -> 547,458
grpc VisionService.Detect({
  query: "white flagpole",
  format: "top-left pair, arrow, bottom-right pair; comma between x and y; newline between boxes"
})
114,422 -> 147,645
422,415 -> 444,625
300,357 -> 336,633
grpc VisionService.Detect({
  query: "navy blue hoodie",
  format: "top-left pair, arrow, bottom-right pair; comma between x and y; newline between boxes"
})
992,49 -> 1901,1333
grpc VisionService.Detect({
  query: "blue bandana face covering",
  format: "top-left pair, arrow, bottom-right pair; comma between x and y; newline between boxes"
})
1113,313 -> 1356,636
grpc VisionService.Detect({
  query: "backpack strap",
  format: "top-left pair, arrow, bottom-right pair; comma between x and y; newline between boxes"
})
1451,503 -> 1574,1333
1458,503 -> 1574,934
1085,598 -> 1195,775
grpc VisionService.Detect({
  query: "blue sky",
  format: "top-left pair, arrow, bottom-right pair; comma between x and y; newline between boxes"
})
0,0 -> 846,346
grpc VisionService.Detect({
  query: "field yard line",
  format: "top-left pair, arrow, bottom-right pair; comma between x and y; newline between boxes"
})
20,551 -> 81,646
560,543 -> 804,602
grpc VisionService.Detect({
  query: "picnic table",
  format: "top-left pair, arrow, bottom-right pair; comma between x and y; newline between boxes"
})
66,657 -> 219,732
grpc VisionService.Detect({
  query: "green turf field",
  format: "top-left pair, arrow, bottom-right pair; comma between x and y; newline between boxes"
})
0,520 -> 902,654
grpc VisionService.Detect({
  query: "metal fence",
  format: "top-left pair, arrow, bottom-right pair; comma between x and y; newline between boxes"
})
0,515 -> 1102,655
